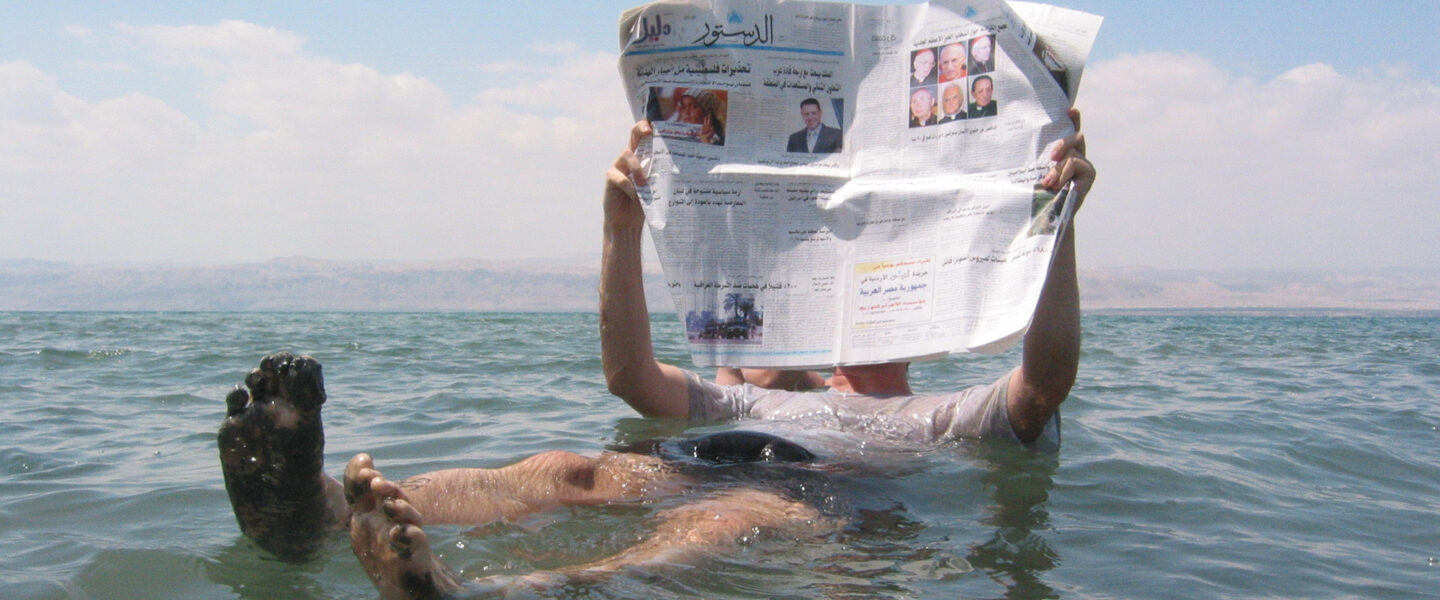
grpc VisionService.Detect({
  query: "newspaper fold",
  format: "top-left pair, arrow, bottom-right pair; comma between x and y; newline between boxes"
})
618,0 -> 1101,368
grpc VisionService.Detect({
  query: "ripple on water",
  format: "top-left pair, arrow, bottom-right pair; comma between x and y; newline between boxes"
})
2,312 -> 1439,599
0,448 -> 112,480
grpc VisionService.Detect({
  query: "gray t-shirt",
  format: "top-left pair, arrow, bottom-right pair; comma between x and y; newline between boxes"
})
684,368 -> 1060,452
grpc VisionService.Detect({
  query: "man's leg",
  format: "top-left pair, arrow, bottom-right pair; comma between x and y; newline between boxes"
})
347,457 -> 835,599
346,450 -> 683,526
551,487 -> 831,578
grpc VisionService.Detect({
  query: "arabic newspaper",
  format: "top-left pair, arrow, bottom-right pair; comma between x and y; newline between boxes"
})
617,0 -> 1102,368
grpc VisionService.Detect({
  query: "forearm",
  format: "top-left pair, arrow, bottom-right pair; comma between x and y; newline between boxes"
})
1012,224 -> 1080,432
599,219 -> 689,417
600,221 -> 655,399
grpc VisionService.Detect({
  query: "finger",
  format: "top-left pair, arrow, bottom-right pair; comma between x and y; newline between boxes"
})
611,147 -> 647,186
1056,157 -> 1077,191
1050,131 -> 1085,161
1042,147 -> 1094,192
1056,150 -> 1096,196
606,166 -> 640,201
628,120 -> 653,153
1040,164 -> 1060,190
612,149 -> 641,177
1068,108 -> 1082,133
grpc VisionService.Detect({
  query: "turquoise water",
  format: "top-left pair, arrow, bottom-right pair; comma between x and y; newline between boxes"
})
0,311 -> 1436,599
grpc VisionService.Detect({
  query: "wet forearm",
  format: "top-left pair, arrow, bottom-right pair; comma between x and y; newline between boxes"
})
600,220 -> 656,398
1022,224 -> 1080,404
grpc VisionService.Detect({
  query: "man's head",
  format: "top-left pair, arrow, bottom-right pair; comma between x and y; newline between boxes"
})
942,83 -> 964,116
800,98 -> 823,130
939,43 -> 967,81
911,49 -> 935,80
970,35 -> 993,64
910,87 -> 935,121
971,76 -> 994,108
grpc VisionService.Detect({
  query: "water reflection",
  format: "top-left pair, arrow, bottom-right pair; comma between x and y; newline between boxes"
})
603,419 -> 1065,598
206,536 -> 355,600
967,442 -> 1061,599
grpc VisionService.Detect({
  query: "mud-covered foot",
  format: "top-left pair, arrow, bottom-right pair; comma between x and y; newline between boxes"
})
347,454 -> 466,600
218,352 -> 346,562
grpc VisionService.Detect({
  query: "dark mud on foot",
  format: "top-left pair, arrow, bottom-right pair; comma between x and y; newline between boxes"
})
218,352 -> 334,561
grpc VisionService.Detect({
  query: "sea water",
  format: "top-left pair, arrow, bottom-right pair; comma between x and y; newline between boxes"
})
0,311 -> 1436,599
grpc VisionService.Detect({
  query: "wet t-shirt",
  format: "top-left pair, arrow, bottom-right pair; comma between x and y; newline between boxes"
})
683,368 -> 1060,454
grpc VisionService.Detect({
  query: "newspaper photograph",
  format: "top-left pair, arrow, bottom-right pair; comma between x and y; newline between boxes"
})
617,0 -> 1102,368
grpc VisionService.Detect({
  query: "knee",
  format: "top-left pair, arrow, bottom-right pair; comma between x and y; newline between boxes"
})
524,450 -> 599,489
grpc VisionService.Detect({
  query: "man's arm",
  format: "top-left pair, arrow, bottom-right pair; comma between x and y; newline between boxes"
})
601,122 -> 693,418
1007,108 -> 1094,442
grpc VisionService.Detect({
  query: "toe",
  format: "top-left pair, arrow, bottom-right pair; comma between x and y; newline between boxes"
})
347,470 -> 382,509
225,385 -> 251,416
345,453 -> 376,481
388,523 -> 414,559
344,454 -> 378,505
381,496 -> 423,526
371,476 -> 407,504
243,368 -> 271,402
389,522 -> 431,562
283,355 -> 326,411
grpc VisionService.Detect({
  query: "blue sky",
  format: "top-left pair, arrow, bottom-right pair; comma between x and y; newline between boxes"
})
2,1 -> 1437,269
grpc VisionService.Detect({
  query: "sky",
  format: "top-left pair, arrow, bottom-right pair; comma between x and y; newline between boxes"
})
2,1 -> 1437,271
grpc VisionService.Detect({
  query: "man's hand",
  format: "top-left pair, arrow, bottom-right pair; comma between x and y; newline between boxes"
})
604,121 -> 652,231
1041,108 -> 1095,201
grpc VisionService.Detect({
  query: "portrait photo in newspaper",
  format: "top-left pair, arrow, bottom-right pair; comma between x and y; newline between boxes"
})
647,86 -> 729,146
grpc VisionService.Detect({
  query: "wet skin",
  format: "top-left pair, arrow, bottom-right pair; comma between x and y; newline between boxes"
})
218,352 -> 346,561
218,353 -> 832,598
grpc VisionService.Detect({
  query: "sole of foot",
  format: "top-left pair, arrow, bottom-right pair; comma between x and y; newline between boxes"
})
218,352 -> 339,561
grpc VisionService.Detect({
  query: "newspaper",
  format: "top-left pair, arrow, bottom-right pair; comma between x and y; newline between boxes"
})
617,0 -> 1101,368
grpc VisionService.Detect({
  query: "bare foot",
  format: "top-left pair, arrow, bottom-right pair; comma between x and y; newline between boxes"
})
347,454 -> 466,600
218,352 -> 347,561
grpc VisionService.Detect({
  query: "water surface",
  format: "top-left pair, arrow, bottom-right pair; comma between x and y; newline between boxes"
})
0,312 -> 1436,598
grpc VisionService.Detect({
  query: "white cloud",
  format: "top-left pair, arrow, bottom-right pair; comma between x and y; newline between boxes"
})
1,22 -> 632,264
1077,52 -> 1440,269
115,20 -> 306,69
4,27 -> 1436,271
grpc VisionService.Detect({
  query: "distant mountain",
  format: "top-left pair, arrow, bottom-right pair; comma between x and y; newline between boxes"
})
1079,266 -> 1440,312
0,257 -> 672,312
0,258 -> 1435,312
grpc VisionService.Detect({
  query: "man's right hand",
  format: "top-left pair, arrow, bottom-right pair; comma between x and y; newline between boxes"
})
604,121 -> 652,231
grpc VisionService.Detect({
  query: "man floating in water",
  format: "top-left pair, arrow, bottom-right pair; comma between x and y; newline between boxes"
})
218,111 -> 1093,598
221,352 -> 838,597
